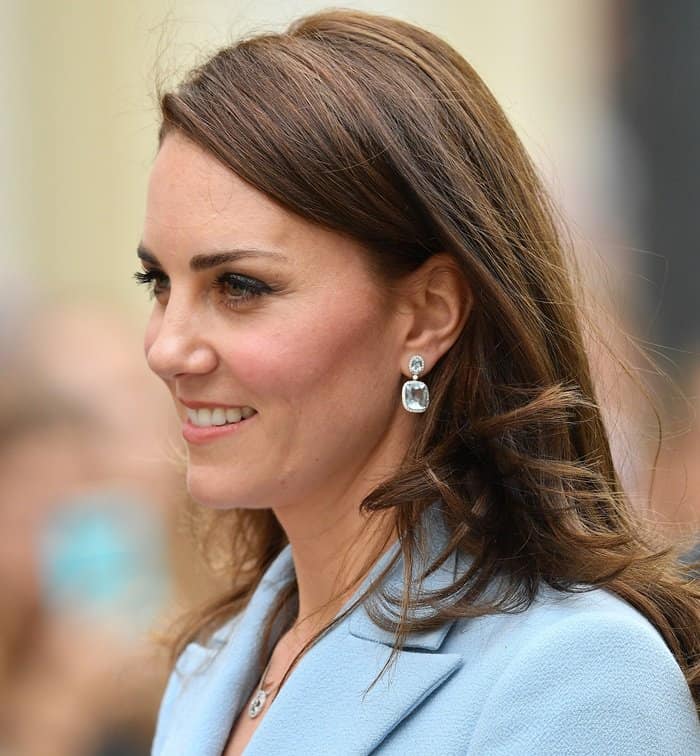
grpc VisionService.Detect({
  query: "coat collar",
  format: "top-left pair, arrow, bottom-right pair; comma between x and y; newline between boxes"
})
159,503 -> 464,756
345,505 -> 461,651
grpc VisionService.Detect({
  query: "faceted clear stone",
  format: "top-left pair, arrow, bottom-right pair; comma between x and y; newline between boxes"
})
402,380 -> 429,412
408,355 -> 425,375
249,689 -> 267,718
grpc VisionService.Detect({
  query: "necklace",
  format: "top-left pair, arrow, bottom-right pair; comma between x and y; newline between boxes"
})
248,621 -> 307,719
248,654 -> 276,719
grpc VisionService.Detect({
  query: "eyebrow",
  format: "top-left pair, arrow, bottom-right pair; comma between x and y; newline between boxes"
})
136,243 -> 289,271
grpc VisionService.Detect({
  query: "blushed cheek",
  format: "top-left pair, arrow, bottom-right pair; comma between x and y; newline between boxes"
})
240,300 -> 390,412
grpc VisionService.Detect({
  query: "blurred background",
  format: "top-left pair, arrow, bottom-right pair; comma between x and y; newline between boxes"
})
1,1 -> 699,753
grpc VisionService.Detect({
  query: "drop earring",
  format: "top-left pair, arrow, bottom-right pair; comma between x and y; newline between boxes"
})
402,354 -> 429,413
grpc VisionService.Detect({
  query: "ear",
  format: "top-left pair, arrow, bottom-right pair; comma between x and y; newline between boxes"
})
396,253 -> 472,374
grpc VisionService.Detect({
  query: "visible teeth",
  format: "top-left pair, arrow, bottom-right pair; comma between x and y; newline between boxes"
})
186,406 -> 255,427
226,407 -> 242,423
211,408 -> 226,426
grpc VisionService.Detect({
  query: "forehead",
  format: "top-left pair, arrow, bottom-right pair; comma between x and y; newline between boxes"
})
141,133 -> 388,306
144,132 -> 295,249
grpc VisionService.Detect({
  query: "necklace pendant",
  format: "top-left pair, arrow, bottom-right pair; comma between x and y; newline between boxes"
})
248,688 -> 267,719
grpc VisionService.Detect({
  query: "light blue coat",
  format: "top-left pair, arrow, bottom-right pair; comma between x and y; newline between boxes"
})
152,513 -> 700,755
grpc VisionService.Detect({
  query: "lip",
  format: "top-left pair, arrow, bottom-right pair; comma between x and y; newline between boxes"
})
182,412 -> 257,445
179,398 -> 253,410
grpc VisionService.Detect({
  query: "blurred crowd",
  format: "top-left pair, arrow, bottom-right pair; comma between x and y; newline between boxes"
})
0,301 -> 224,756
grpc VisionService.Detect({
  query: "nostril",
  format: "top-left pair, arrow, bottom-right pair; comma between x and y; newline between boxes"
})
143,306 -> 218,380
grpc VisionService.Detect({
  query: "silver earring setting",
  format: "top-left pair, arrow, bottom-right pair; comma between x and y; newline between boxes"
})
402,354 -> 429,413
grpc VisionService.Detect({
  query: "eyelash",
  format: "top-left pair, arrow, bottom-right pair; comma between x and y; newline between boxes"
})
132,269 -> 272,309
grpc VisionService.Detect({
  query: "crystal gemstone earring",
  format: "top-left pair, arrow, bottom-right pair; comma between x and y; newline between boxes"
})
402,354 -> 429,413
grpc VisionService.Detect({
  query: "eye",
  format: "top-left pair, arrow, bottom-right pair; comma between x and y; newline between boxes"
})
133,268 -> 273,310
133,268 -> 169,301
215,273 -> 272,309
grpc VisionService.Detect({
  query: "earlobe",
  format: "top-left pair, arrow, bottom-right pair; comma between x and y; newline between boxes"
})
399,253 -> 472,369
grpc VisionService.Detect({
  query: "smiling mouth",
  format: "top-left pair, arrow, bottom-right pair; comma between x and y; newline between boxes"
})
186,406 -> 257,427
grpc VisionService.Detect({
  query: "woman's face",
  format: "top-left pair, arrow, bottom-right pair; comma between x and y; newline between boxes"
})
139,132 -> 414,510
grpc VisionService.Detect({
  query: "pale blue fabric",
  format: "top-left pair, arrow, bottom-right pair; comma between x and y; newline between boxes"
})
152,507 -> 700,755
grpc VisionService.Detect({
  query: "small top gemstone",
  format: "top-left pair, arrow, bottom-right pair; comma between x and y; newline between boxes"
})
408,355 -> 425,375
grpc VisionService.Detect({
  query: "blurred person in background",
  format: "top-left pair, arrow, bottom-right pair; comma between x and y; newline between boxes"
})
612,1 -> 700,537
140,10 -> 700,755
0,381 -> 158,755
0,303 -> 209,755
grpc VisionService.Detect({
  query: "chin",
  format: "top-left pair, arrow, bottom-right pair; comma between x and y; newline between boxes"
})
185,470 -> 265,510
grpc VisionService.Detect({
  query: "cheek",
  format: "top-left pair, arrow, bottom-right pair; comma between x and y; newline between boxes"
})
226,298 -> 395,413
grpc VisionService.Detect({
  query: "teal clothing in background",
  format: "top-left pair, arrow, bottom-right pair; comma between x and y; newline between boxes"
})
39,488 -> 170,639
152,507 -> 700,755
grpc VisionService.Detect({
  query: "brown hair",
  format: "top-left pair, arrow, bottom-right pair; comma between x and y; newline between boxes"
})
153,9 -> 700,706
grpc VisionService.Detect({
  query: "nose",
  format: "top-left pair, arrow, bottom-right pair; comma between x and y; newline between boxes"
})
144,303 -> 217,381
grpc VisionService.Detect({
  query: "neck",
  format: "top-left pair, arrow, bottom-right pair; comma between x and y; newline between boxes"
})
274,497 -> 397,641
270,409 -> 414,642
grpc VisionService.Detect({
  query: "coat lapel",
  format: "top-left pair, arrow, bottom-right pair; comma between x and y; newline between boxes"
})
158,545 -> 296,756
245,506 -> 464,755
244,630 -> 462,755
160,503 -> 464,756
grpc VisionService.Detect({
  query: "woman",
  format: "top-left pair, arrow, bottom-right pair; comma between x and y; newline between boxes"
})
137,10 -> 700,755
